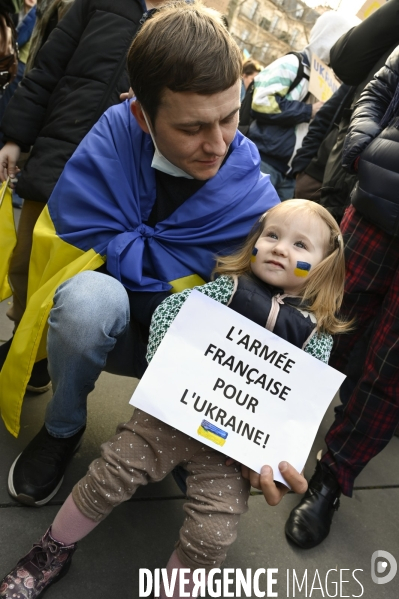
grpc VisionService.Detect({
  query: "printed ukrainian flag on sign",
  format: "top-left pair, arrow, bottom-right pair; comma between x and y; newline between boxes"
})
198,420 -> 228,447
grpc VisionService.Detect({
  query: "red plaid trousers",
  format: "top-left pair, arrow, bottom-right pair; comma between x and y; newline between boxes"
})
322,206 -> 399,496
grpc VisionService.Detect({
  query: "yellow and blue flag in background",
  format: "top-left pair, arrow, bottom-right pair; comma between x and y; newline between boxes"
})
0,181 -> 17,301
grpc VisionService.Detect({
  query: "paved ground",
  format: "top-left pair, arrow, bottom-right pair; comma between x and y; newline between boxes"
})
0,211 -> 398,598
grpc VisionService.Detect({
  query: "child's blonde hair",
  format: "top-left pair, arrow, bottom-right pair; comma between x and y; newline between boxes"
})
214,199 -> 351,335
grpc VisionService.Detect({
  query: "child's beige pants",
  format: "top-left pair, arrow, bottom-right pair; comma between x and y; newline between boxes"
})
72,409 -> 250,570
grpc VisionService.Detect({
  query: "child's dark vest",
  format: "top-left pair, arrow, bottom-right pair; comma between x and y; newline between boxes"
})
228,275 -> 316,349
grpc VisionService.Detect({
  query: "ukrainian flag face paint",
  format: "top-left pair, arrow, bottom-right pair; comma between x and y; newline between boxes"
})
249,210 -> 329,295
294,261 -> 311,277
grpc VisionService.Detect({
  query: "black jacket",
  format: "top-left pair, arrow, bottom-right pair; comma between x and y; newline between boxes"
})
229,274 -> 316,350
316,1 -> 399,225
1,0 -> 144,203
291,84 -> 352,181
330,0 -> 399,87
343,46 -> 399,236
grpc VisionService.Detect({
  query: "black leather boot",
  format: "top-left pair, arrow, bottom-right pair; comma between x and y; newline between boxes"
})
285,460 -> 341,549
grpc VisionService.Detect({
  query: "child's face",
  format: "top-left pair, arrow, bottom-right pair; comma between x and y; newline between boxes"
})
250,211 -> 330,295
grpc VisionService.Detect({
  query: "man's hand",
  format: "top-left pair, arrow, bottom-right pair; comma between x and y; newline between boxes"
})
0,142 -> 21,186
311,101 -> 324,119
242,461 -> 308,506
120,88 -> 134,101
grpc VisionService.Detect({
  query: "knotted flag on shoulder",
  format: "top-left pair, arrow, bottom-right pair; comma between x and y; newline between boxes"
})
0,101 -> 279,436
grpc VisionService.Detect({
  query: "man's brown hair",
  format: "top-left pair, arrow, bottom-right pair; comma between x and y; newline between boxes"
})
127,1 -> 242,125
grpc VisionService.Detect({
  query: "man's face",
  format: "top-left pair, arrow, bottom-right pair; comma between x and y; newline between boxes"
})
132,81 -> 241,180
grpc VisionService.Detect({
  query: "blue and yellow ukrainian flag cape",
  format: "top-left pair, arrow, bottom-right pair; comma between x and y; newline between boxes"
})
0,101 -> 279,436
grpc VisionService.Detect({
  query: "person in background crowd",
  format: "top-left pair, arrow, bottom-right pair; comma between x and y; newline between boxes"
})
285,0 -> 399,550
0,0 -> 154,391
240,58 -> 261,102
0,0 -> 37,207
247,11 -> 358,201
291,84 -> 353,206
0,0 -> 19,95
19,0 -> 34,18
317,0 -> 399,225
24,0 -> 75,72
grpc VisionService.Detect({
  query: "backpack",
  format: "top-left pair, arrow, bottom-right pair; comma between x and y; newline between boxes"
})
238,51 -> 309,135
0,11 -> 18,93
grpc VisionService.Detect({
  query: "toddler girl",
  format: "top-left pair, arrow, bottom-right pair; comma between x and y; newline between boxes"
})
0,200 -> 351,599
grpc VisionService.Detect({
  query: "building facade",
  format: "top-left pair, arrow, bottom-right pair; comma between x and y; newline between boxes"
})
204,0 -> 323,66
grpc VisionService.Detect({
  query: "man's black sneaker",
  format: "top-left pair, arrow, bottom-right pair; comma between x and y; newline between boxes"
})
0,338 -> 51,393
8,425 -> 85,506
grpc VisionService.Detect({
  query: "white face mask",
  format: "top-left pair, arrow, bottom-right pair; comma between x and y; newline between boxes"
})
142,109 -> 194,179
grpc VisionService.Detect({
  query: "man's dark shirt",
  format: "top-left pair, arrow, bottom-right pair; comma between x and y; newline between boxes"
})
97,170 -> 206,326
126,170 -> 207,327
146,170 -> 206,227
100,145 -> 232,329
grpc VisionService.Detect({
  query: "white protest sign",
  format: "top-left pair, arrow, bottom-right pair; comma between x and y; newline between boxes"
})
357,0 -> 389,20
309,54 -> 341,102
130,291 -> 345,486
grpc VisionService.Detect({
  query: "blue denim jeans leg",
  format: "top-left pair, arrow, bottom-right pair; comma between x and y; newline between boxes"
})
45,271 -> 135,438
260,160 -> 295,202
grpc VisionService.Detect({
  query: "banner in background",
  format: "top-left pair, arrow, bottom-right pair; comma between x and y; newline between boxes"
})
309,54 -> 341,102
357,0 -> 389,20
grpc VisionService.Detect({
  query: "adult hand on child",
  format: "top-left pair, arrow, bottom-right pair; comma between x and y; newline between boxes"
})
242,462 -> 308,506
0,142 -> 21,187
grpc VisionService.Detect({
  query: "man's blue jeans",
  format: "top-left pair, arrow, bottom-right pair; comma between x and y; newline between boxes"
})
45,271 -> 138,438
260,160 -> 295,202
